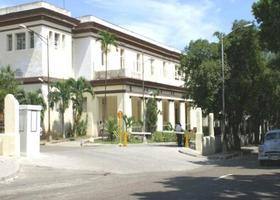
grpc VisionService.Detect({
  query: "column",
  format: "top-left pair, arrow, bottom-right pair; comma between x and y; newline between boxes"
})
168,100 -> 175,129
195,107 -> 203,153
156,99 -> 163,131
117,93 -> 132,117
189,107 -> 197,130
179,101 -> 186,130
208,113 -> 214,137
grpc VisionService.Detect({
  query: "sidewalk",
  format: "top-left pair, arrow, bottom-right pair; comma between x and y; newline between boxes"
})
178,147 -> 241,160
0,156 -> 20,181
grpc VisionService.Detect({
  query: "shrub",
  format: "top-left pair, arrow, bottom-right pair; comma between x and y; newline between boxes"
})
151,131 -> 177,142
105,117 -> 118,140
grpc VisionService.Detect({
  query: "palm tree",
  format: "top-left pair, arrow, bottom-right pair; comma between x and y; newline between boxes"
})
49,81 -> 71,139
68,77 -> 93,137
97,30 -> 117,129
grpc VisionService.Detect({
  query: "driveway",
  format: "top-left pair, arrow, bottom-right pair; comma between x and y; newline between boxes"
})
20,142 -> 207,174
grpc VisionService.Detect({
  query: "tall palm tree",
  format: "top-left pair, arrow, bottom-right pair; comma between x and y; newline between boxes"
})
68,77 -> 93,137
97,30 -> 117,127
49,81 -> 71,139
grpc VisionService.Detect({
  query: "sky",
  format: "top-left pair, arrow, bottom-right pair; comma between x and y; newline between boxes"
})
0,0 -> 256,50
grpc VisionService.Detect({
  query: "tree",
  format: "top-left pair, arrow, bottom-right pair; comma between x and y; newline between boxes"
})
0,66 -> 21,112
224,20 -> 264,149
97,30 -> 118,128
18,89 -> 46,129
68,77 -> 93,137
253,0 -> 280,52
49,81 -> 71,139
145,95 -> 158,133
180,39 -> 221,114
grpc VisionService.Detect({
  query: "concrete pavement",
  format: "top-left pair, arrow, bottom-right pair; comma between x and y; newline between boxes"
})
0,156 -> 19,181
20,142 -> 208,174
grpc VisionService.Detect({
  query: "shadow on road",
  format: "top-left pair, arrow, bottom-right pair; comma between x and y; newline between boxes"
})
190,147 -> 280,170
132,172 -> 280,200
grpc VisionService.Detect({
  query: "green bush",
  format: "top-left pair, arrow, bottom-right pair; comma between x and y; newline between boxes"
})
105,117 -> 118,140
151,131 -> 177,142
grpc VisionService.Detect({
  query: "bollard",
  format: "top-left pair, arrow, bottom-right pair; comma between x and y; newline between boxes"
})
123,131 -> 128,147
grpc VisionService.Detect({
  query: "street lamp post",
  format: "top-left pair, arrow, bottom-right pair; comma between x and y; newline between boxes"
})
19,24 -> 51,141
220,22 -> 253,151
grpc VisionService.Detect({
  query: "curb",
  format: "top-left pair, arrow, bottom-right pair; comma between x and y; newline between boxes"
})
178,148 -> 241,160
0,159 -> 20,182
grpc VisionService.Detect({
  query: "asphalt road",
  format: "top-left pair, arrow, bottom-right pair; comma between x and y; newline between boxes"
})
1,146 -> 280,200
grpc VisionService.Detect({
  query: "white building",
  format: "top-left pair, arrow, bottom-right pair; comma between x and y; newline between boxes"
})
0,2 -> 196,137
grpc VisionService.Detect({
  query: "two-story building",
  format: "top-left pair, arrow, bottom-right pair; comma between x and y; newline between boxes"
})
0,2 -> 195,137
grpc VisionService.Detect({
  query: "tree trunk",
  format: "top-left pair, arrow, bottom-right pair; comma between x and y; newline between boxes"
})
62,112 -> 65,139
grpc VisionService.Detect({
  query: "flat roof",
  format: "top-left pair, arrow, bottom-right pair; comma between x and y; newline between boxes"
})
0,1 -> 70,16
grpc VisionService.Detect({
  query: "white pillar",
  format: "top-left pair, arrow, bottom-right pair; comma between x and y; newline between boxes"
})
168,100 -> 175,128
208,113 -> 214,137
87,94 -> 99,137
195,107 -> 203,153
156,99 -> 163,131
117,93 -> 131,116
0,94 -> 20,156
189,107 -> 197,130
196,107 -> 203,134
180,101 -> 186,130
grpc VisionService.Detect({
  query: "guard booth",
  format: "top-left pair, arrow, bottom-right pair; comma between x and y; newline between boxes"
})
19,105 -> 41,157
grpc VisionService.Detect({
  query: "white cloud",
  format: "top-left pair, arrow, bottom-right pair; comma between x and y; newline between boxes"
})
85,0 -> 221,50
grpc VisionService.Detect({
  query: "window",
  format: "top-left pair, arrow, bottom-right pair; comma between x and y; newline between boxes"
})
136,53 -> 141,72
163,61 -> 167,77
29,32 -> 34,48
150,59 -> 154,75
62,35 -> 65,48
120,49 -> 125,69
54,33 -> 60,48
49,31 -> 53,44
7,34 -> 12,51
16,33 -> 26,50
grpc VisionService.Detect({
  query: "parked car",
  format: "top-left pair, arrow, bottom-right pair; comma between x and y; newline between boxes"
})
258,129 -> 280,166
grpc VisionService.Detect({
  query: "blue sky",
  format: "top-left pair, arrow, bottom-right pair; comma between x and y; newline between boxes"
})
0,0 -> 256,50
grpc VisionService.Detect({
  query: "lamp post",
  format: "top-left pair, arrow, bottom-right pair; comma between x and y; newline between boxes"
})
19,24 -> 51,141
220,22 -> 253,150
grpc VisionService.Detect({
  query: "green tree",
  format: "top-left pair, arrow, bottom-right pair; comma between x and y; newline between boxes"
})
180,39 -> 221,114
68,77 -> 93,137
145,95 -> 158,133
225,20 -> 264,149
253,0 -> 280,52
0,66 -> 20,112
18,89 -> 46,129
49,81 -> 71,139
97,30 -> 117,127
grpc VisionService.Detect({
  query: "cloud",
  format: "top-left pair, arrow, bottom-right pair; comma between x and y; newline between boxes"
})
85,0 -> 221,50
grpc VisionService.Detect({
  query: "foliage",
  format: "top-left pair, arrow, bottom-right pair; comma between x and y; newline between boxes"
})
18,89 -> 46,125
49,81 -> 71,139
75,116 -> 88,136
163,122 -> 173,131
105,117 -> 118,140
145,96 -> 158,133
123,115 -> 135,132
253,0 -> 280,52
97,30 -> 118,125
0,66 -> 21,112
151,131 -> 176,143
180,39 -> 221,114
68,77 -> 93,137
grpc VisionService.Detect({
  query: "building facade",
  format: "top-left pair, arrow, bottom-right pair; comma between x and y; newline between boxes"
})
0,2 -> 196,137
